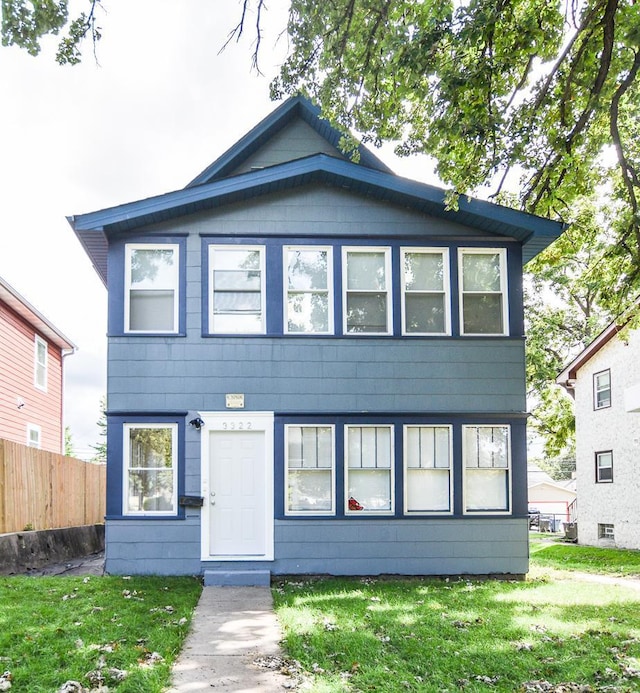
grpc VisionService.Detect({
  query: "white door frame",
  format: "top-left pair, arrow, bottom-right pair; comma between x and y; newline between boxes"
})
199,411 -> 274,561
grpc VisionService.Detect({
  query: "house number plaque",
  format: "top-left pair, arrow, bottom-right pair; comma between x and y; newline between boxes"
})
225,393 -> 245,409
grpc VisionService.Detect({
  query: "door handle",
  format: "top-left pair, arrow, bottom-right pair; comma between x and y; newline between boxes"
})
210,491 -> 216,505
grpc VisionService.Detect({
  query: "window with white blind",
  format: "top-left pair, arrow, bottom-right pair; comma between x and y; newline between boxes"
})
209,246 -> 265,333
125,244 -> 179,333
345,425 -> 394,513
459,249 -> 508,335
285,425 -> 335,514
343,248 -> 391,334
401,249 -> 450,335
404,425 -> 452,514
463,425 -> 511,513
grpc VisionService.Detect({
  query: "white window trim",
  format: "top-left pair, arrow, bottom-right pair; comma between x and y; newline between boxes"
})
27,424 -> 41,449
284,424 -> 336,516
403,424 -> 453,515
344,424 -> 395,515
401,247 -> 451,336
593,369 -> 611,410
458,248 -> 509,336
122,422 -> 178,516
342,246 -> 392,336
595,450 -> 613,483
283,246 -> 334,335
462,424 -> 512,515
209,245 -> 266,334
34,335 -> 47,391
124,243 -> 180,334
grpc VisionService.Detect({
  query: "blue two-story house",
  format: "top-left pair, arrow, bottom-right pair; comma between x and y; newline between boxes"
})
70,96 -> 564,583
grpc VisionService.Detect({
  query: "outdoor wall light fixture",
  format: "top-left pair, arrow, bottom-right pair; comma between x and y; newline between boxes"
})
189,417 -> 204,430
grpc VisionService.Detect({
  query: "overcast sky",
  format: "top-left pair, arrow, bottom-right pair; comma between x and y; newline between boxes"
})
0,1 -> 437,458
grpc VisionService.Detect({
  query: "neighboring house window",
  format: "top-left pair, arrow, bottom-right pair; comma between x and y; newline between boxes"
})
284,247 -> 333,334
404,425 -> 452,514
125,244 -> 179,333
343,247 -> 391,334
459,249 -> 508,335
595,450 -> 613,482
27,424 -> 41,449
401,248 -> 450,335
598,523 -> 614,540
209,246 -> 265,333
345,425 -> 394,513
463,425 -> 511,512
34,335 -> 47,391
594,370 -> 611,409
123,423 -> 177,514
285,425 -> 335,514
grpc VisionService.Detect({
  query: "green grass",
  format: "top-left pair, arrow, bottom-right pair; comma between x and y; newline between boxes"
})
0,575 -> 201,692
531,540 -> 640,576
273,547 -> 640,692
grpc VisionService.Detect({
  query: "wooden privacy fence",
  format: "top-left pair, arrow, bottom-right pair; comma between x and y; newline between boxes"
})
0,438 -> 106,534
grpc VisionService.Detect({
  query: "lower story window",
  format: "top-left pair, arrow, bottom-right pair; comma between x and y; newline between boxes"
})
346,425 -> 394,513
285,425 -> 335,514
463,425 -> 511,513
404,425 -> 452,513
598,523 -> 614,540
595,451 -> 613,482
27,424 -> 41,449
124,423 -> 177,514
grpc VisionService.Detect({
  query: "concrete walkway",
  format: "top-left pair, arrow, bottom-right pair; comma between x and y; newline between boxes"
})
166,586 -> 294,691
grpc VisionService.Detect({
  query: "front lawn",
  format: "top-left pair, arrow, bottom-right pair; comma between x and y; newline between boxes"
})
0,575 -> 201,692
530,540 -> 640,577
273,550 -> 640,692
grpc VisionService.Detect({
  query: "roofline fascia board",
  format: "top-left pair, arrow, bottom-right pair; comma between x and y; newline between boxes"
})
557,300 -> 640,388
0,275 -> 77,350
71,154 -> 564,241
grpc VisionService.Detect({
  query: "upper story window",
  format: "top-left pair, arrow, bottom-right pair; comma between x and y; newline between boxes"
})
343,248 -> 392,334
345,425 -> 394,514
34,335 -> 47,391
123,423 -> 178,515
401,248 -> 450,335
125,244 -> 179,333
209,246 -> 265,334
404,425 -> 452,514
284,247 -> 333,334
594,370 -> 611,409
27,424 -> 41,449
285,425 -> 335,514
462,424 -> 511,513
595,450 -> 613,483
459,249 -> 508,336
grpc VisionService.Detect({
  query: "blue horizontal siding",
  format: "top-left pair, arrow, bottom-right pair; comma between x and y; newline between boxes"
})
105,518 -> 528,576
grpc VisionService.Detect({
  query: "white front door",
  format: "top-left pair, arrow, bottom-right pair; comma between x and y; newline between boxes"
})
201,412 -> 274,560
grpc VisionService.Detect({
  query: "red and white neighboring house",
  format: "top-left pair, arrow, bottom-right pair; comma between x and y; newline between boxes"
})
0,276 -> 75,453
557,317 -> 640,549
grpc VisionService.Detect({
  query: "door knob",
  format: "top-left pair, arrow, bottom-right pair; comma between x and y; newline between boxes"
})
210,491 -> 216,505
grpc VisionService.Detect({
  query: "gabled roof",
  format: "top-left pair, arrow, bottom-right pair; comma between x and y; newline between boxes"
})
556,304 -> 638,390
0,275 -> 76,352
69,96 -> 565,287
186,95 -> 393,186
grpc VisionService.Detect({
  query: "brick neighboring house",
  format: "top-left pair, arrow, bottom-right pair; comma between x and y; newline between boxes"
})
0,275 -> 76,453
557,317 -> 640,549
69,96 -> 565,581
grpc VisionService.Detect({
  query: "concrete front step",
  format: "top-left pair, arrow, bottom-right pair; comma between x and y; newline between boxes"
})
204,569 -> 271,586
